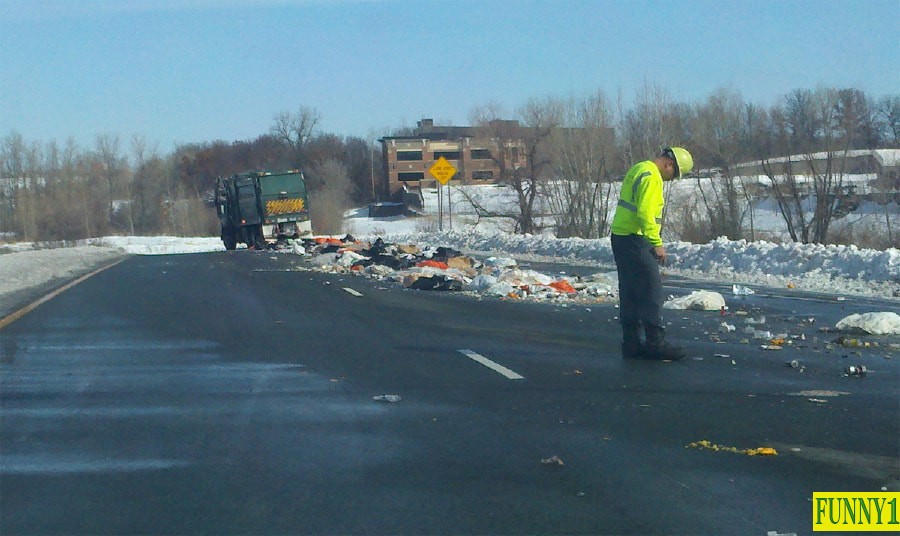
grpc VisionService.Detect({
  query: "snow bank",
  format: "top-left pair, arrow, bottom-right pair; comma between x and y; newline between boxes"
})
96,236 -> 225,255
669,237 -> 900,283
0,245 -> 125,303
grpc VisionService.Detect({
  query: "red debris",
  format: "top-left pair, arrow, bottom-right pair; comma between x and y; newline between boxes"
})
416,260 -> 449,270
548,280 -> 576,294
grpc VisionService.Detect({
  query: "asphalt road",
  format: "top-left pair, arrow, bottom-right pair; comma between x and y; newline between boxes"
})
1,251 -> 898,535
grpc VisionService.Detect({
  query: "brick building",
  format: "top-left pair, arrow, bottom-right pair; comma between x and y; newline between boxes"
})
378,118 -> 528,200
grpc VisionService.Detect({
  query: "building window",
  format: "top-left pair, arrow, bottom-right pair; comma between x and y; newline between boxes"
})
398,172 -> 424,182
472,171 -> 493,180
433,151 -> 460,161
470,148 -> 492,160
397,151 -> 423,161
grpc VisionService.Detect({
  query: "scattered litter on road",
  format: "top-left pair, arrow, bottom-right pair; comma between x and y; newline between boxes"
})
785,359 -> 801,369
540,455 -> 565,466
844,365 -> 868,378
808,398 -> 828,404
719,322 -> 736,333
760,345 -> 783,351
788,390 -> 849,397
732,284 -> 755,296
832,335 -> 873,348
373,395 -> 402,403
747,328 -> 773,339
767,531 -> 797,536
685,440 -> 778,456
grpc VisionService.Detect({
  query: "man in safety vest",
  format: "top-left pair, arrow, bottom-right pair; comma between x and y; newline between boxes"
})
610,147 -> 693,361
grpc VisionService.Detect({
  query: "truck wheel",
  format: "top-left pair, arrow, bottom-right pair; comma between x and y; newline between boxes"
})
249,225 -> 266,250
256,226 -> 268,249
222,229 -> 237,250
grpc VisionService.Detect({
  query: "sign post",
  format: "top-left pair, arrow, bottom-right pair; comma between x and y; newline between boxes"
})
428,156 -> 458,232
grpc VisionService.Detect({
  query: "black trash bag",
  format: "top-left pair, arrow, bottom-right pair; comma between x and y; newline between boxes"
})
409,275 -> 463,291
436,278 -> 464,291
363,237 -> 387,257
371,253 -> 405,269
434,246 -> 462,261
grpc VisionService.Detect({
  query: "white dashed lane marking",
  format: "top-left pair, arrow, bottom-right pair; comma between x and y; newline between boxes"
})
457,349 -> 525,380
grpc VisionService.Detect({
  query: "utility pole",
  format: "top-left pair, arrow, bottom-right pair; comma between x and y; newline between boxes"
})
370,145 -> 376,201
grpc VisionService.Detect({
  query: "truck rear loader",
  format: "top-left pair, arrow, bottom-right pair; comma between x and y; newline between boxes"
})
215,170 -> 312,250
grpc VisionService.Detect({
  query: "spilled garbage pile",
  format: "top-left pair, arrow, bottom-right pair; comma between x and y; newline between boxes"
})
293,235 -> 616,303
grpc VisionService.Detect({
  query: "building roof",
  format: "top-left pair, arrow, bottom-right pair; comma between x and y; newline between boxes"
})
379,118 -> 527,142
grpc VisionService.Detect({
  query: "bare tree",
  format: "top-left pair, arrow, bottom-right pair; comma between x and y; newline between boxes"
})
307,158 -> 352,234
621,82 -> 690,163
875,95 -> 900,146
131,136 -> 171,234
689,88 -> 751,241
834,88 -> 878,149
272,106 -> 321,168
94,134 -> 127,230
467,103 -> 525,232
0,133 -> 24,237
546,91 -> 618,238
517,97 -> 563,234
61,137 -> 100,239
762,88 -> 853,244
10,135 -> 43,240
469,98 -> 561,234
41,138 -> 100,241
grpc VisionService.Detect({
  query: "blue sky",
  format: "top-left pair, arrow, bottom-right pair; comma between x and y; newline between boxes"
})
1,0 -> 897,152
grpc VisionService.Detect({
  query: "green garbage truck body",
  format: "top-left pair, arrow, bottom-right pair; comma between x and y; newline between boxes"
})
215,170 -> 312,250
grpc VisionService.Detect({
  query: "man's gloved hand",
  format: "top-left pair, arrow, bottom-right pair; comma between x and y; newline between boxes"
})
652,245 -> 667,265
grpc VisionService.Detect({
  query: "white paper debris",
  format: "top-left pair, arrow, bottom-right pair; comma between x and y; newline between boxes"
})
835,311 -> 900,335
663,290 -> 726,311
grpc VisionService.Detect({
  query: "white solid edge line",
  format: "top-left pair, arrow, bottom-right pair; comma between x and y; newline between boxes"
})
458,349 -> 525,380
342,287 -> 363,297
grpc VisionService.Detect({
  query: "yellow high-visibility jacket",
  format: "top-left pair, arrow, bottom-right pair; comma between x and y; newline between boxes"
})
610,160 -> 664,246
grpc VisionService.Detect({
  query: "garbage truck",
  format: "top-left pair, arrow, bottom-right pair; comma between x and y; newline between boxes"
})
215,170 -> 312,250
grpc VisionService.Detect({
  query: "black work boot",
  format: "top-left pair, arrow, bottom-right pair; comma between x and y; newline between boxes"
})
621,322 -> 645,359
644,325 -> 686,361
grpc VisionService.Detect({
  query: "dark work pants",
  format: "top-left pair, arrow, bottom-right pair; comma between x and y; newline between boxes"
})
611,233 -> 663,331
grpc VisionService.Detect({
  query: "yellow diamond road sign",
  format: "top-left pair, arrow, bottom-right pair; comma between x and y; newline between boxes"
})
429,156 -> 457,185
